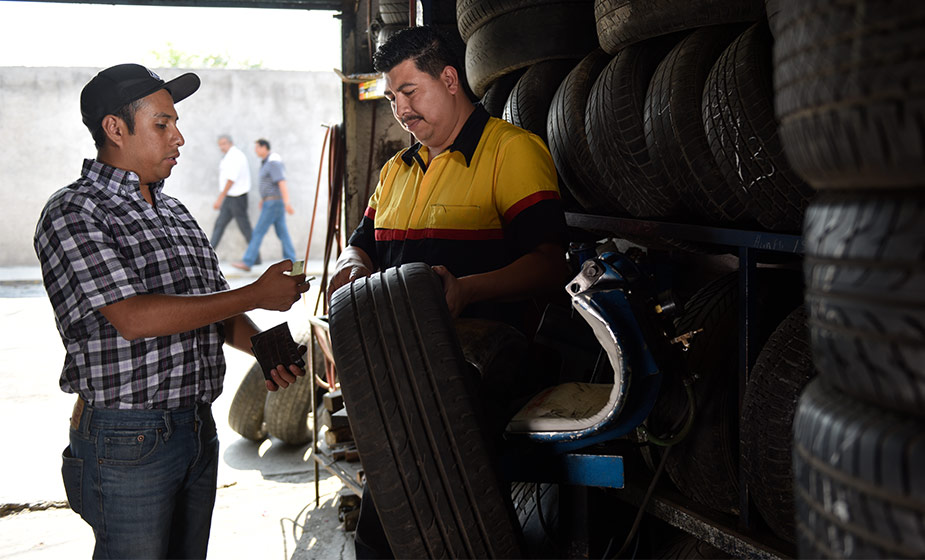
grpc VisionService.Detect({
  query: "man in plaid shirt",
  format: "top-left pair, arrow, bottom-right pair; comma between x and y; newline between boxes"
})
33,64 -> 311,559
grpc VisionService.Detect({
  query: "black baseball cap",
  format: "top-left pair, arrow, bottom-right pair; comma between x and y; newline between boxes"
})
80,63 -> 200,134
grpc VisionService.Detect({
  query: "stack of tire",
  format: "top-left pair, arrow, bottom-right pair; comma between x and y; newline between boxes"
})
459,0 -> 816,234
457,0 -> 598,117
770,0 -> 925,557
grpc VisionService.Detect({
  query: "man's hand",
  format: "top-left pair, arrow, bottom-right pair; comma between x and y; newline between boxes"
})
250,261 -> 311,311
432,265 -> 470,317
265,361 -> 306,391
327,246 -> 375,303
327,264 -> 371,302
285,203 -> 295,215
213,196 -> 223,210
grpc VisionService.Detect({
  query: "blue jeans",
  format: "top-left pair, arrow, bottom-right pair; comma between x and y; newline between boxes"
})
62,402 -> 219,559
242,199 -> 296,266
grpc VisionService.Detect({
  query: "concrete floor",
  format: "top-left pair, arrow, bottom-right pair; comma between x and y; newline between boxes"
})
0,263 -> 356,559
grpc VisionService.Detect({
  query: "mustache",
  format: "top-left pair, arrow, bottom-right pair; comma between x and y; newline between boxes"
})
401,115 -> 423,126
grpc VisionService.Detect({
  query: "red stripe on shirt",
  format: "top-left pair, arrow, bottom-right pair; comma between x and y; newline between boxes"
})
375,228 -> 505,241
503,191 -> 560,224
364,206 -> 376,220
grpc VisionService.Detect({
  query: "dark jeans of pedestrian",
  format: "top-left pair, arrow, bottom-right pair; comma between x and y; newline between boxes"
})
211,193 -> 253,248
61,403 -> 219,559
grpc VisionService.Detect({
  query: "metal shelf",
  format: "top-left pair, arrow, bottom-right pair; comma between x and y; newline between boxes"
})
564,213 -> 804,254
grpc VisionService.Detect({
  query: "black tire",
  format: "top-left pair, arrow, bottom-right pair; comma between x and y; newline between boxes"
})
794,378 -> 925,559
702,23 -> 813,233
502,59 -> 576,144
741,305 -> 815,544
773,0 -> 925,189
764,0 -> 782,39
585,35 -> 682,218
595,0 -> 764,55
263,329 -> 314,445
376,23 -> 405,51
548,49 -> 624,215
329,263 -> 522,559
803,190 -> 925,417
464,2 -> 596,98
645,24 -> 752,224
480,68 -> 526,118
647,270 -> 803,514
378,0 -> 409,24
228,361 -> 269,441
456,0 -> 588,42
511,482 -> 560,559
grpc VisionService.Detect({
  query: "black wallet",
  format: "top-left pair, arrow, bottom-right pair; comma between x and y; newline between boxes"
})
250,322 -> 306,381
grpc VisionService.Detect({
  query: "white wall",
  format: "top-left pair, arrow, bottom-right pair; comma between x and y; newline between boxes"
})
0,66 -> 342,266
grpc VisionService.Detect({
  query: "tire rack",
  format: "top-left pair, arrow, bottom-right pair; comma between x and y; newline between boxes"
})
308,315 -> 363,506
565,211 -> 802,559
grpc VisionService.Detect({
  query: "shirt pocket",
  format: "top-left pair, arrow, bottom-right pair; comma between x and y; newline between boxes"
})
425,205 -> 482,230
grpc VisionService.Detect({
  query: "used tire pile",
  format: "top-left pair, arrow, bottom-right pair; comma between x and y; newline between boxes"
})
772,1 -> 925,557
460,0 -> 814,232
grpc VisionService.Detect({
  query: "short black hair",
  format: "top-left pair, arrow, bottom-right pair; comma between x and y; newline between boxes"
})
373,26 -> 460,78
91,98 -> 143,148
256,138 -> 271,150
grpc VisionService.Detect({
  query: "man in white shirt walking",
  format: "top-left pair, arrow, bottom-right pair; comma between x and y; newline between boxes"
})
211,134 -> 255,253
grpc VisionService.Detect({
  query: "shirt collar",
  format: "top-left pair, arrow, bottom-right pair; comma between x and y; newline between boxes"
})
399,104 -> 490,169
82,158 -> 165,200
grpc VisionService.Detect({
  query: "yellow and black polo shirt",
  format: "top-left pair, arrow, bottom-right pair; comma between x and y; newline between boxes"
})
348,105 -> 567,283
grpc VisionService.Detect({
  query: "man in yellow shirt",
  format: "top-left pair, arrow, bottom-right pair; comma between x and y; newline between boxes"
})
327,26 -> 571,558
329,27 -> 569,328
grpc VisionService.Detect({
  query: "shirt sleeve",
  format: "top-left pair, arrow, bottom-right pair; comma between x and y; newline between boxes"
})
346,183 -> 381,268
494,132 -> 568,253
34,193 -> 148,338
266,160 -> 286,183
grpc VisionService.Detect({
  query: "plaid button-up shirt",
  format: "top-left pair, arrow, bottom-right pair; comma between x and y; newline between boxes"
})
34,159 -> 230,409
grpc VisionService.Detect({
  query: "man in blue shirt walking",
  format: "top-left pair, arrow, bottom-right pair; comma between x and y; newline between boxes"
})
232,138 -> 297,271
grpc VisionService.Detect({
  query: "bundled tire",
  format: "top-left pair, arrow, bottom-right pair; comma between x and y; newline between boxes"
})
329,263 -> 522,559
463,1 -> 596,97
594,0 -> 764,55
228,361 -> 269,441
547,48 -> 624,214
586,35 -> 681,218
773,0 -> 925,189
793,378 -> 925,559
702,23 -> 813,233
644,24 -> 752,224
802,190 -> 925,417
741,306 -> 815,544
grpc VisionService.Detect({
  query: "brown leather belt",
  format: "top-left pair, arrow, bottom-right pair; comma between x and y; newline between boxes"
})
71,396 -> 86,430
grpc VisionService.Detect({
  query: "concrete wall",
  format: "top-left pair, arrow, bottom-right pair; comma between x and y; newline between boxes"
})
0,66 -> 342,267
